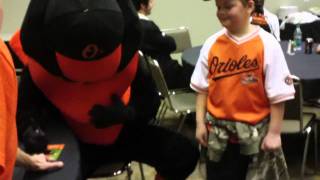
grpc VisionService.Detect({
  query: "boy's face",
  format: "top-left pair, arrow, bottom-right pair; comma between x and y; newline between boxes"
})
215,0 -> 253,34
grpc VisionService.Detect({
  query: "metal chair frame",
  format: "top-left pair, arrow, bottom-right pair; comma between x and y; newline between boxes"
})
161,26 -> 192,54
144,55 -> 196,132
89,162 -> 133,179
282,81 -> 317,179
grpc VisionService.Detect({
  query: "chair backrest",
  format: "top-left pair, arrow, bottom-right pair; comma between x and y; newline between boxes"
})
161,26 -> 192,54
284,81 -> 303,130
143,55 -> 174,107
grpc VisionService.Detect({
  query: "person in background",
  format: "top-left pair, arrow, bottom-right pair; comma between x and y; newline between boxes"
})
132,0 -> 192,89
191,0 -> 294,179
263,7 -> 280,41
251,0 -> 280,41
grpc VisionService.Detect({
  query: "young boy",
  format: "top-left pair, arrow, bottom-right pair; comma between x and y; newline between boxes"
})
191,0 -> 295,179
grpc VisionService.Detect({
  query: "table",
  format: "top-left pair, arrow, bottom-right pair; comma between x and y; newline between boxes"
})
182,42 -> 320,100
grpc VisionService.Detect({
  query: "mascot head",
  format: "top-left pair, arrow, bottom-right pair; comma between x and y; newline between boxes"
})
19,0 -> 141,82
11,0 -> 143,148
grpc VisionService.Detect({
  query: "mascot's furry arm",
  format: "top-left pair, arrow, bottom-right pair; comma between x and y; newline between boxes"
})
89,0 -> 142,128
11,0 -> 142,153
89,95 -> 136,128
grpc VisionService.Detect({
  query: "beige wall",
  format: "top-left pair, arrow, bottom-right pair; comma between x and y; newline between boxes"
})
150,0 -> 319,46
150,0 -> 217,46
2,0 -> 319,44
265,0 -> 319,12
2,0 -> 29,38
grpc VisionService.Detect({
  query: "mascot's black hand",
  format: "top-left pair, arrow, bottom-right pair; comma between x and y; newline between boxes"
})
89,95 -> 135,128
23,123 -> 48,154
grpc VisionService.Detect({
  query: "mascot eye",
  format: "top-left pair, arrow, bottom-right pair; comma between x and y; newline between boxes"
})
82,44 -> 101,59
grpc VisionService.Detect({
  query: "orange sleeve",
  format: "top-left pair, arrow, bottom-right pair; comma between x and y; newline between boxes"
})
0,59 -> 7,175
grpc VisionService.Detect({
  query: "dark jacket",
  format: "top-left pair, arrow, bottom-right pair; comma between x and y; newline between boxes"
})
139,19 -> 191,89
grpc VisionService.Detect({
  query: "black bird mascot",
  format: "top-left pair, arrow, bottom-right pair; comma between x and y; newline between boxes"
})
10,0 -> 199,179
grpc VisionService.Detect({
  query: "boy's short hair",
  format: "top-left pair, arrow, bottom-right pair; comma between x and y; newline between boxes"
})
253,0 -> 264,14
256,0 -> 265,6
240,0 -> 264,6
131,0 -> 149,11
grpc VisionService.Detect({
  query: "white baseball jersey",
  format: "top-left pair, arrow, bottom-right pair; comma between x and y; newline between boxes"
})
191,26 -> 295,124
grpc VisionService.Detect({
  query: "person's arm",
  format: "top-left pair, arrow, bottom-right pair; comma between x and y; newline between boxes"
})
191,37 -> 213,147
16,148 -> 63,171
262,34 -> 295,151
261,102 -> 284,151
195,93 -> 208,147
141,20 -> 176,54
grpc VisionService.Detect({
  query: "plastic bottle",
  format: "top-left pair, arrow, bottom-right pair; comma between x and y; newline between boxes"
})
293,24 -> 302,51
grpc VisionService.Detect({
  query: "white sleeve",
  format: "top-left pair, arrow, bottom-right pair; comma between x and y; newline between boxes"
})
190,31 -> 224,93
264,36 -> 295,104
190,44 -> 209,93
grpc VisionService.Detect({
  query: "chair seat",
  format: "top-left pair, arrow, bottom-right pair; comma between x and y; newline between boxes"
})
304,106 -> 320,119
282,113 -> 314,133
169,92 -> 196,112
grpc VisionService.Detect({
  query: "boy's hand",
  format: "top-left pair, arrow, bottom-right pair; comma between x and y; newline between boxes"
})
261,132 -> 282,151
196,122 -> 208,147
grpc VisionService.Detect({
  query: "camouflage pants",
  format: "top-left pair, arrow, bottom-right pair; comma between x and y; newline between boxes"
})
206,115 -> 269,162
206,115 -> 290,180
246,148 -> 290,180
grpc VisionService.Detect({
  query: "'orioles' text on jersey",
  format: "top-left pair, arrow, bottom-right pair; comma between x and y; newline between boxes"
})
191,27 -> 295,124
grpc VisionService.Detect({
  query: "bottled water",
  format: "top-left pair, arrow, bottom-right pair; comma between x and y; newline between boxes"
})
293,24 -> 302,51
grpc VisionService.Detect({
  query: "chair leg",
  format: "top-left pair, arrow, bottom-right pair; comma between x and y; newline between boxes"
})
138,162 -> 145,180
177,113 -> 187,132
156,103 -> 167,126
301,130 -> 311,179
127,165 -> 133,180
159,106 -> 168,125
314,123 -> 318,171
156,101 -> 165,124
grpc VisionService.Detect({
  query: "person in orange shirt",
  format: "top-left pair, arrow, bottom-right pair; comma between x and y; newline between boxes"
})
0,0 -> 19,178
0,1 -> 62,178
191,0 -> 295,179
